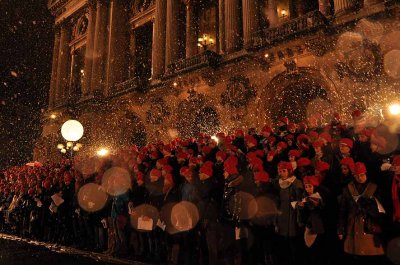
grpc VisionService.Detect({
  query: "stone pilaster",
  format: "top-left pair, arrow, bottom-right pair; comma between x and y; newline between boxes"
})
184,0 -> 199,58
105,0 -> 129,95
224,0 -> 241,53
55,21 -> 71,105
165,0 -> 180,69
82,0 -> 97,97
129,29 -> 136,78
334,0 -> 357,15
218,0 -> 225,54
318,0 -> 330,15
90,0 -> 109,95
266,0 -> 279,27
151,0 -> 167,79
242,0 -> 259,48
49,27 -> 61,108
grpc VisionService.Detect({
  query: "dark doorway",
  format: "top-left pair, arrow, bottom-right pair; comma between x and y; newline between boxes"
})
134,22 -> 153,82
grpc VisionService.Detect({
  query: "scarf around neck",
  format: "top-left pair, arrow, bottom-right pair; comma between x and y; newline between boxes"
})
279,176 -> 297,189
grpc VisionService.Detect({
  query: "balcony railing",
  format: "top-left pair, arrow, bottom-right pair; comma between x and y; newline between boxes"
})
165,50 -> 222,76
249,10 -> 328,49
113,77 -> 144,95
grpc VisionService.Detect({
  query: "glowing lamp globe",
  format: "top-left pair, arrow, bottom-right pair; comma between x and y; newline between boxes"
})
61,120 -> 84,142
389,103 -> 400,116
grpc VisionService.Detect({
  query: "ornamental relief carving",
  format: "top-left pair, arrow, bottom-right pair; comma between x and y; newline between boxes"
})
131,0 -> 155,16
72,14 -> 88,39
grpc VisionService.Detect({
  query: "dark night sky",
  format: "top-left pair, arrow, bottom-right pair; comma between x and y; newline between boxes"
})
0,0 -> 54,169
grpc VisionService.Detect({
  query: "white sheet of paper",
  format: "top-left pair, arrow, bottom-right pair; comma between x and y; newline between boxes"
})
51,194 -> 64,207
291,201 -> 298,209
138,216 -> 153,231
156,219 -> 166,231
235,227 -> 240,240
375,198 -> 386,213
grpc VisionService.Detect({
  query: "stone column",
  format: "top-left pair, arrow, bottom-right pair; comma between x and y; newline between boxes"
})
90,0 -> 109,95
68,51 -> 77,98
49,28 -> 61,108
55,21 -> 71,105
129,29 -> 136,79
105,0 -> 129,95
218,0 -> 225,54
242,0 -> 259,48
184,0 -> 199,58
296,0 -> 305,16
224,0 -> 241,53
266,0 -> 279,27
334,0 -> 357,15
318,0 -> 330,15
82,0 -> 96,97
152,0 -> 167,79
165,0 -> 180,69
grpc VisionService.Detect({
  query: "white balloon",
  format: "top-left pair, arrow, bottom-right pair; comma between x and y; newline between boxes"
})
61,120 -> 84,141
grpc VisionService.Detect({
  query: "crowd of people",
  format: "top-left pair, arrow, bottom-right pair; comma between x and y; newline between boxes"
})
0,112 -> 400,265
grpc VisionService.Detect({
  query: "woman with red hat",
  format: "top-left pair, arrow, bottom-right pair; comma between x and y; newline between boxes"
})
273,161 -> 304,265
338,162 -> 385,263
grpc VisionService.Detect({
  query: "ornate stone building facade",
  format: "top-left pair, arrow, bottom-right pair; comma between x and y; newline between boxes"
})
37,0 -> 400,160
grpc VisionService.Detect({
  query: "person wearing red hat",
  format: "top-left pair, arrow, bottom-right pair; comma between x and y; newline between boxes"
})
298,175 -> 325,265
277,117 -> 289,138
338,162 -> 385,259
273,161 -> 304,265
391,155 -> 400,236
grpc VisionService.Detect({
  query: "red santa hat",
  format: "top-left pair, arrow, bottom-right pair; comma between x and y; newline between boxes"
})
130,145 -> 139,153
28,188 -> 35,196
319,132 -> 332,143
180,167 -> 191,177
164,173 -> 174,184
202,146 -> 212,155
245,135 -> 257,146
235,129 -> 244,136
308,131 -> 319,140
163,144 -> 172,153
340,138 -> 353,149
177,152 -> 189,161
285,134 -> 295,141
150,169 -> 162,178
136,172 -> 144,182
315,161 -> 330,173
224,156 -> 239,175
268,136 -> 276,143
278,161 -> 293,171
250,157 -> 264,171
340,157 -> 355,172
352,109 -> 362,119
354,162 -> 367,175
267,150 -> 276,158
288,149 -> 301,158
278,117 -> 289,125
200,161 -> 214,177
297,134 -> 309,143
261,125 -> 273,133
312,141 -> 324,149
254,171 -> 270,183
393,155 -> 400,166
297,157 -> 312,167
216,151 -> 227,161
162,164 -> 173,173
303,175 -> 320,187
277,141 -> 288,149
287,122 -> 296,130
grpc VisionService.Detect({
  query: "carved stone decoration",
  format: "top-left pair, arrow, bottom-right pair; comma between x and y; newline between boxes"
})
306,36 -> 335,57
146,97 -> 171,125
72,14 -> 88,39
176,92 -> 220,138
221,75 -> 256,108
131,0 -> 154,15
335,39 -> 382,82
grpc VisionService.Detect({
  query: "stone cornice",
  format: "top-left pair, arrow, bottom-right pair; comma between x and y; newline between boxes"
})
48,0 -> 69,16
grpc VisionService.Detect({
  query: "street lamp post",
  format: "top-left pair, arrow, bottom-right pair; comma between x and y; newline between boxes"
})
58,119 -> 84,161
197,34 -> 214,52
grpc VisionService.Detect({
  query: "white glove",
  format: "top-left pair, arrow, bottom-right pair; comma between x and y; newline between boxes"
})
381,163 -> 392,171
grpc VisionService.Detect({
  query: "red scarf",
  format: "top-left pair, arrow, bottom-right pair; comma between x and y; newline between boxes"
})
392,175 -> 400,222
